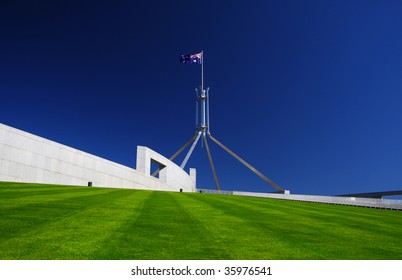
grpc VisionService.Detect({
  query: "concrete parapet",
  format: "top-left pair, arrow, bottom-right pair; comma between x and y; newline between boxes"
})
0,123 -> 196,192
135,146 -> 196,191
233,191 -> 402,210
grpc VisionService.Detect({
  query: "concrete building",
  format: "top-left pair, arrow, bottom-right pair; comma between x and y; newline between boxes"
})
0,123 -> 196,192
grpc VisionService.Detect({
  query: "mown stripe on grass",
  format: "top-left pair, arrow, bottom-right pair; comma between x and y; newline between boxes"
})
1,186 -> 107,211
174,193 -> 303,259
0,186 -> 152,259
94,191 -> 232,259
182,193 -> 402,259
0,187 -> 126,240
222,195 -> 402,246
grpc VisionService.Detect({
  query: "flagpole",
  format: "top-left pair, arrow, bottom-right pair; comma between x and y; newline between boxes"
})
201,50 -> 204,93
201,51 -> 205,132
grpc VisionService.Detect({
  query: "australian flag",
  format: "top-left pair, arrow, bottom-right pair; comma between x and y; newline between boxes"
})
179,52 -> 202,64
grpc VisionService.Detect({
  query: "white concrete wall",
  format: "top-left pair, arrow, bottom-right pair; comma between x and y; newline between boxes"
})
197,188 -> 402,210
232,191 -> 402,210
0,123 -> 196,192
136,146 -> 196,192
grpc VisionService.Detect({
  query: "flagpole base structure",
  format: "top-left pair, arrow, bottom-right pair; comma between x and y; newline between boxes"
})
164,96 -> 284,192
167,128 -> 285,193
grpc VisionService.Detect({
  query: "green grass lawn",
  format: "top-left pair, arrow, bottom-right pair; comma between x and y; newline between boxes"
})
1,182 -> 402,260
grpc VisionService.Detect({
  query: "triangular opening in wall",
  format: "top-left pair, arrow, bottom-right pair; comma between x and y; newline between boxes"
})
150,158 -> 165,179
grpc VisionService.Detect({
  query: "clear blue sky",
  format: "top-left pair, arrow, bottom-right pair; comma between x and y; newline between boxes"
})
1,1 -> 402,195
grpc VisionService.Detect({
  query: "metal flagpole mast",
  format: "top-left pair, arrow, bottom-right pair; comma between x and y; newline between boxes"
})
201,50 -> 204,93
200,50 -> 220,190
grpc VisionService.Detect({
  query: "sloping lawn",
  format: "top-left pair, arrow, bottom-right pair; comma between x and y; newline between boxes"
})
1,182 -> 401,259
